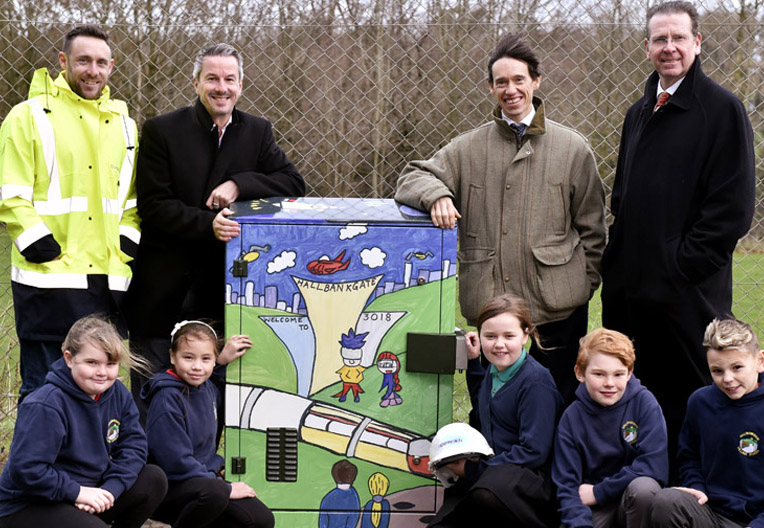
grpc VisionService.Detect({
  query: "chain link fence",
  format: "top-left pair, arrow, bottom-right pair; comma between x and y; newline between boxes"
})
0,0 -> 763,459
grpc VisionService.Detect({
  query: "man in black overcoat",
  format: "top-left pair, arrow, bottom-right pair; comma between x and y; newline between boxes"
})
601,1 -> 755,471
125,43 -> 305,416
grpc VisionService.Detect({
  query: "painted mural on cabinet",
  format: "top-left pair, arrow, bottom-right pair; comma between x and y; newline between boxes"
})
224,198 -> 457,527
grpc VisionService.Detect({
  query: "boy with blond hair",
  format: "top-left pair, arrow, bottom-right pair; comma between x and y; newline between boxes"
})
553,328 -> 668,527
651,318 -> 764,528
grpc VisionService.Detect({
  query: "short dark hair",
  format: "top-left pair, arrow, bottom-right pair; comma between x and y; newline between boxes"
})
487,33 -> 540,83
330,460 -> 358,485
63,25 -> 110,54
646,1 -> 699,38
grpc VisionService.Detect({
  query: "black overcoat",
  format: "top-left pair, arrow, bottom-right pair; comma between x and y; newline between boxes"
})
602,57 -> 754,311
125,100 -> 305,337
600,57 -> 755,452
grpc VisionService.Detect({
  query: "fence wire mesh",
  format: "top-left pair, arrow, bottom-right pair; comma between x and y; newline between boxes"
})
0,0 -> 763,460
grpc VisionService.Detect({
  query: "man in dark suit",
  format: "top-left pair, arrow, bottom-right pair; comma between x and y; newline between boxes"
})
125,43 -> 305,413
601,1 -> 754,470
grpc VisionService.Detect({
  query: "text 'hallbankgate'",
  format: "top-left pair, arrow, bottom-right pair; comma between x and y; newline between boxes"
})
293,277 -> 378,292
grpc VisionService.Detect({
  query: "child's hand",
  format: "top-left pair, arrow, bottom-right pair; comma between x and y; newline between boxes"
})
230,481 -> 258,499
218,335 -> 253,365
672,486 -> 708,504
465,332 -> 481,359
75,503 -> 96,514
578,483 -> 596,506
75,486 -> 114,513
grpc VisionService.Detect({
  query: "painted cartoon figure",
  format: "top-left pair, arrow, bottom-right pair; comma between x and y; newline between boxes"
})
376,351 -> 402,407
332,328 -> 368,403
318,460 -> 360,528
361,472 -> 391,528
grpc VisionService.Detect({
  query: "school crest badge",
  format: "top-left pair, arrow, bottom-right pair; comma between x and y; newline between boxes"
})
738,432 -> 759,456
621,421 -> 638,445
107,419 -> 120,443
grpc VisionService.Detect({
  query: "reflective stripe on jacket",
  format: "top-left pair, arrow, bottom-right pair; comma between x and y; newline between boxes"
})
0,68 -> 140,291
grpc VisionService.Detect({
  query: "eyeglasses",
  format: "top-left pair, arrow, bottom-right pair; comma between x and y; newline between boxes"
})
649,34 -> 694,47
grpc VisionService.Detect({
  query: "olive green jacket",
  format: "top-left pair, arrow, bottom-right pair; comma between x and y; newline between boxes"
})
395,99 -> 606,325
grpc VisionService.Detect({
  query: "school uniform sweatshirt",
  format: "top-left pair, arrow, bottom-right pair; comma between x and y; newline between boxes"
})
678,377 -> 764,528
0,357 -> 147,517
552,377 -> 668,528
142,370 -> 226,484
465,355 -> 563,478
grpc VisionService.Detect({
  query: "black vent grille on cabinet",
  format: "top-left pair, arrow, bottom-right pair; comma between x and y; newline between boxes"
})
266,427 -> 298,482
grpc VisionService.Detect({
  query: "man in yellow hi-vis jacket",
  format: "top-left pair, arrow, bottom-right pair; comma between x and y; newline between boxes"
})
0,25 -> 139,398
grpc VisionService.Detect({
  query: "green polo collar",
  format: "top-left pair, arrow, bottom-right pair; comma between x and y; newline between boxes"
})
490,348 -> 527,397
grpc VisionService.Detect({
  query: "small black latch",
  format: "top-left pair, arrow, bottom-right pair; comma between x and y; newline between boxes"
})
231,457 -> 246,474
405,333 -> 457,374
232,259 -> 249,277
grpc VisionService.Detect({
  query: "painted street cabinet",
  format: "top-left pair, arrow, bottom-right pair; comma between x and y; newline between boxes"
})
224,197 -> 458,527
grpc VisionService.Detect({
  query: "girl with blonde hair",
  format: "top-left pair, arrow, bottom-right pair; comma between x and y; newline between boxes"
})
361,472 -> 390,528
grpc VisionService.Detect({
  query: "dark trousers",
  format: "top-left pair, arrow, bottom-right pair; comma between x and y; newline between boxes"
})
128,262 -> 226,437
650,487 -> 745,528
14,275 -> 127,399
152,477 -> 274,528
530,303 -> 589,405
130,335 -> 174,422
428,487 -> 513,528
18,339 -> 62,400
428,463 -> 557,528
602,292 -> 714,481
0,464 -> 167,528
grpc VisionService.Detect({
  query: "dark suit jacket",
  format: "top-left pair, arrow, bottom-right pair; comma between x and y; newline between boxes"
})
125,100 -> 305,337
602,57 -> 754,308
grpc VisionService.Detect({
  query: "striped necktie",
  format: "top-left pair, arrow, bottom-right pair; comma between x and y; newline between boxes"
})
653,92 -> 670,113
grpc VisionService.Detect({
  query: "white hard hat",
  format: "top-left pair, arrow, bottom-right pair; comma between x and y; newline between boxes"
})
428,422 -> 494,471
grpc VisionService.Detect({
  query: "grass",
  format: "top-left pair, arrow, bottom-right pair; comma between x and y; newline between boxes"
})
732,252 -> 764,335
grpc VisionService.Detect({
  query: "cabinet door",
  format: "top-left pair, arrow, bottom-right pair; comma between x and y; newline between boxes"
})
225,219 -> 456,527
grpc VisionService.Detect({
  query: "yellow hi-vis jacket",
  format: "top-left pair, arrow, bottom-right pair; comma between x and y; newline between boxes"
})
0,68 -> 140,292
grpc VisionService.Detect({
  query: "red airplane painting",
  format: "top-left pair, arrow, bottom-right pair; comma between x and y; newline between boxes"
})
307,250 -> 351,275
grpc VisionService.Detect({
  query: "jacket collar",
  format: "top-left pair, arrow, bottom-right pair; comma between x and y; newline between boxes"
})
192,98 -> 240,130
492,96 -> 546,143
642,56 -> 702,113
27,68 -> 128,116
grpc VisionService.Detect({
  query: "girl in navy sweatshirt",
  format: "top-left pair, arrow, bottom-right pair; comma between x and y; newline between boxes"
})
143,320 -> 273,528
0,315 -> 167,528
428,293 -> 563,527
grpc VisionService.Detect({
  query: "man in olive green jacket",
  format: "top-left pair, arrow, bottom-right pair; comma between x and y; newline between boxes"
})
395,34 -> 605,403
